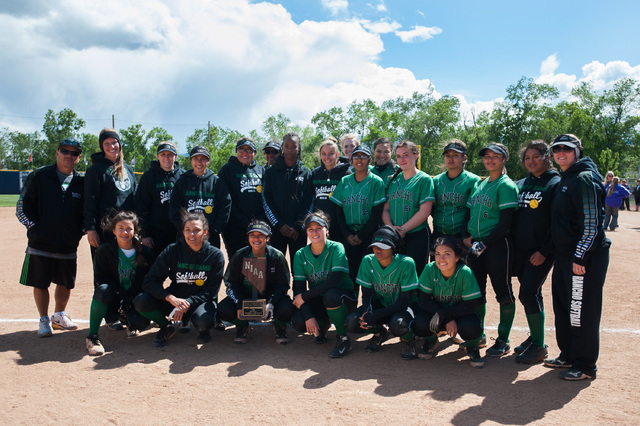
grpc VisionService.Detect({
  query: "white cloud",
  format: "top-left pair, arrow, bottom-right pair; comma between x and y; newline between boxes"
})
540,53 -> 559,75
377,2 -> 387,12
321,0 -> 348,15
360,18 -> 402,34
395,25 -> 442,43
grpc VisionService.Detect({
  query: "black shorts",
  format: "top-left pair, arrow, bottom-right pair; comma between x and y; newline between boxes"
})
19,253 -> 77,290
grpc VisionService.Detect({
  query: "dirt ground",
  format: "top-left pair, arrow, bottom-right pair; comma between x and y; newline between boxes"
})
1,206 -> 639,425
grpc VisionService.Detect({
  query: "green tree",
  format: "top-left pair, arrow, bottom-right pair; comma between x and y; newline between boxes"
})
41,108 -> 86,165
2,131 -> 42,170
311,107 -> 347,139
184,126 -> 242,173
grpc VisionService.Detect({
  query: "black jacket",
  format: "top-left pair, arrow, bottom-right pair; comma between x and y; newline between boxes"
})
223,245 -> 290,308
311,157 -> 350,237
93,240 -> 154,296
218,156 -> 266,231
170,169 -> 231,234
513,169 -> 561,256
84,153 -> 136,231
135,161 -> 184,239
262,155 -> 313,231
16,164 -> 85,254
142,239 -> 225,306
551,157 -> 608,265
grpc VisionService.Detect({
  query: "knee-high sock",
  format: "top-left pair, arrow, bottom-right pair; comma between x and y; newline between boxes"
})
326,305 -> 348,335
526,311 -> 545,347
89,300 -> 108,335
139,309 -> 168,327
498,303 -> 516,342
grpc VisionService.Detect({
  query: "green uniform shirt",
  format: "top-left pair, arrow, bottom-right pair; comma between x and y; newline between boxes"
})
386,171 -> 435,233
369,163 -> 398,182
118,248 -> 137,291
330,173 -> 386,231
418,263 -> 481,308
356,253 -> 419,306
432,170 -> 481,235
293,240 -> 353,292
466,175 -> 519,240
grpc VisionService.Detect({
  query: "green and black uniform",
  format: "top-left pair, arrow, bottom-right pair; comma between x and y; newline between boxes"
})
432,169 -> 480,240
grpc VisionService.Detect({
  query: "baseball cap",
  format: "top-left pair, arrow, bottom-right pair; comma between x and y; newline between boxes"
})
58,138 -> 82,152
479,143 -> 509,159
369,226 -> 401,252
551,134 -> 582,150
157,141 -> 177,155
443,141 -> 466,155
263,141 -> 281,153
351,145 -> 372,158
236,137 -> 257,152
304,214 -> 329,229
246,221 -> 271,237
190,145 -> 210,159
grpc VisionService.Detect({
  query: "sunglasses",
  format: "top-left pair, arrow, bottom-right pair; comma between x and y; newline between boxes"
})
552,145 -> 574,153
59,148 -> 81,157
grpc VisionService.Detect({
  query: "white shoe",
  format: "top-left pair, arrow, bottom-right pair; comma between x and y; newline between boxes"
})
51,311 -> 78,330
38,316 -> 53,338
85,334 -> 105,356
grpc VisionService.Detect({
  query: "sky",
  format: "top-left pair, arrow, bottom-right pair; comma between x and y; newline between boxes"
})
1,0 -> 639,152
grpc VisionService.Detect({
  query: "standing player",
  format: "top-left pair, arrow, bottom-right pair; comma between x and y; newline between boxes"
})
16,138 -> 85,337
370,137 -> 398,182
383,140 -> 434,275
431,139 -> 480,248
262,141 -> 281,168
463,142 -> 519,357
511,140 -> 560,364
339,133 -> 360,161
330,145 -> 386,286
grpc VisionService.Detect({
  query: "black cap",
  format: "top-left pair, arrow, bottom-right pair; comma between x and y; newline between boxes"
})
246,221 -> 271,237
551,134 -> 582,150
351,145 -> 372,158
263,141 -> 281,152
236,138 -> 257,152
157,142 -> 177,155
479,143 -> 509,159
369,226 -> 401,252
190,145 -> 210,159
58,138 -> 82,152
304,215 -> 328,229
443,142 -> 466,155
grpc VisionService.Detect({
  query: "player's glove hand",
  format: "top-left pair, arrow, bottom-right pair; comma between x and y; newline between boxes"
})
429,312 -> 441,334
265,303 -> 274,321
361,311 -> 375,328
469,241 -> 486,257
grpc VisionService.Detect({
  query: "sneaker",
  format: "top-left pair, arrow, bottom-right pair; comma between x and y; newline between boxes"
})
365,327 -> 389,353
51,311 -> 78,330
234,322 -> 251,344
544,356 -> 572,368
329,335 -> 351,358
152,324 -> 177,347
196,330 -> 211,344
214,319 -> 226,331
466,346 -> 485,368
559,369 -> 595,381
418,339 -> 440,360
273,322 -> 288,345
85,334 -> 105,356
37,316 -> 53,338
485,337 -> 510,357
401,336 -> 417,360
108,320 -> 125,331
516,344 -> 548,364
460,334 -> 486,350
514,336 -> 532,355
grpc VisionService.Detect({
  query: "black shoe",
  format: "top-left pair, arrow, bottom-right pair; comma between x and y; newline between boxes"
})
514,336 -> 532,355
329,335 -> 351,358
365,327 -> 389,353
460,334 -> 486,350
179,321 -> 192,334
234,322 -> 251,344
153,324 -> 177,347
544,356 -> 572,368
516,343 -> 548,364
314,322 -> 330,344
485,338 -> 510,357
214,318 -> 226,331
196,330 -> 211,344
273,322 -> 288,345
401,336 -> 417,361
559,369 -> 595,381
418,338 -> 439,360
108,320 -> 125,331
466,346 -> 484,368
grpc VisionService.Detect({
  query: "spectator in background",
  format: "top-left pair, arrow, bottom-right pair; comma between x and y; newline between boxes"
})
620,178 -> 631,211
604,176 -> 630,231
634,178 -> 640,211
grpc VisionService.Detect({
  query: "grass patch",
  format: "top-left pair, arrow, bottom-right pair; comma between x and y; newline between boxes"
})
0,194 -> 18,207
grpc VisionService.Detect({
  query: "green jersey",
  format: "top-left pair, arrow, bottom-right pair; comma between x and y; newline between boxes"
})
330,173 -> 386,231
118,248 -> 137,291
386,171 -> 435,233
418,263 -> 481,308
432,170 -> 481,235
293,240 -> 353,292
369,163 -> 398,182
356,253 -> 419,306
466,174 -> 519,240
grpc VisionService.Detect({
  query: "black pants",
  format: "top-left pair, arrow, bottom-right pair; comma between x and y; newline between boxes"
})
402,228 -> 430,276
291,289 -> 356,333
412,309 -> 482,341
552,246 -> 609,376
513,248 -> 554,314
134,292 -> 217,332
270,228 -> 307,270
222,226 -> 248,261
93,284 -> 149,331
345,302 -> 417,337
343,234 -> 372,289
467,236 -> 515,305
217,295 -> 294,323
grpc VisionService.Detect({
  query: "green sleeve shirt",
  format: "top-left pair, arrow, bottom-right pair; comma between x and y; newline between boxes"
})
418,263 -> 481,308
356,253 -> 419,306
432,170 -> 481,235
466,175 -> 519,240
385,171 -> 435,233
330,173 -> 386,231
293,240 -> 353,291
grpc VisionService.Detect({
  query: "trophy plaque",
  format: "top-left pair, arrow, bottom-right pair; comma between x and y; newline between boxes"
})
239,257 -> 268,320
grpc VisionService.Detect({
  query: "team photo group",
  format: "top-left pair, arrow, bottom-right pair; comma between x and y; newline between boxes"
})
16,127 -> 610,382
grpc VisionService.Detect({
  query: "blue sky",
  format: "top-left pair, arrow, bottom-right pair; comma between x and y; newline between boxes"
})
0,0 -> 638,151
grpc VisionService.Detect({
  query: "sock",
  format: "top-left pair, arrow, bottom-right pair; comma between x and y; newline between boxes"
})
464,337 -> 482,350
425,334 -> 438,343
139,309 -> 168,327
88,299 -> 108,335
274,318 -> 287,327
526,312 -> 545,347
326,305 -> 348,336
231,319 -> 248,327
498,303 -> 516,342
400,330 -> 413,341
477,303 -> 486,329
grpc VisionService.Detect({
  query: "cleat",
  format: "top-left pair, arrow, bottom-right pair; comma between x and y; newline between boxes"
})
179,321 -> 192,334
516,344 -> 548,364
544,356 -> 572,368
273,322 -> 288,345
466,346 -> 485,368
214,319 -> 226,331
418,339 -> 440,360
234,322 -> 251,344
559,369 -> 595,381
51,311 -> 78,330
197,330 -> 211,344
37,316 -> 53,338
485,337 -> 510,357
108,320 -> 125,331
329,335 -> 351,358
514,336 -> 532,355
365,327 -> 389,353
152,324 -> 177,347
400,336 -> 417,360
85,334 -> 105,356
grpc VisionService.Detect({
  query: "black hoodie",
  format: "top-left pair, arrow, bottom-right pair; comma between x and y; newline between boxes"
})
84,152 -> 136,231
551,157 -> 609,265
311,156 -> 351,240
135,160 -> 184,240
218,156 -> 266,230
262,155 -> 313,231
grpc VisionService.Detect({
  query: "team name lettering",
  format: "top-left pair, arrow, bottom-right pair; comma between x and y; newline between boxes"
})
470,194 -> 493,208
388,191 -> 414,202
438,192 -> 465,203
177,262 -> 211,271
570,276 -> 583,327
176,271 -> 208,284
